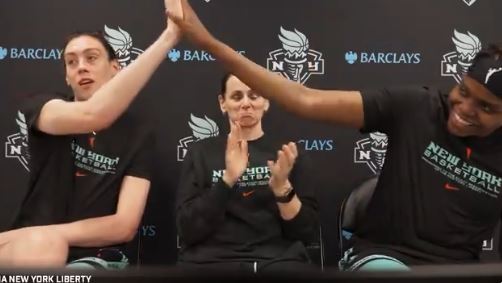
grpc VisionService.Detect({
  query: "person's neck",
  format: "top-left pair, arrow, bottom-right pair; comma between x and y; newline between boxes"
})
464,127 -> 502,149
240,126 -> 264,141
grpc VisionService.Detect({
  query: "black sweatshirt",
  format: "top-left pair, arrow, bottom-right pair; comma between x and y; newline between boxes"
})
355,86 -> 502,264
176,135 -> 319,263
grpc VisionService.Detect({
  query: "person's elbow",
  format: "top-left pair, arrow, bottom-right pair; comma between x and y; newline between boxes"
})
82,108 -> 115,132
39,106 -> 114,135
114,216 -> 140,243
70,101 -> 117,132
297,87 -> 318,116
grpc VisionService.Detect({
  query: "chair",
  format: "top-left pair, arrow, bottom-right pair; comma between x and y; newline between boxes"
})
338,176 -> 378,258
305,226 -> 325,270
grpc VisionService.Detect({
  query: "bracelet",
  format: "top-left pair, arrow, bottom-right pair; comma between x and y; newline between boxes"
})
275,187 -> 296,203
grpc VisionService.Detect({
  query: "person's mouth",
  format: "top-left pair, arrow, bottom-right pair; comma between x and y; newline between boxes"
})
78,78 -> 95,86
452,111 -> 476,127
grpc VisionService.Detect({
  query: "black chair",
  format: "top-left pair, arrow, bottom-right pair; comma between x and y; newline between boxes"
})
305,226 -> 325,270
338,176 -> 378,258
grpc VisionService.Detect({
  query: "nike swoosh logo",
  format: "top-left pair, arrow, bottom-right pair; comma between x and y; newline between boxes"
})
242,190 -> 255,197
444,183 -> 459,191
75,171 -> 87,177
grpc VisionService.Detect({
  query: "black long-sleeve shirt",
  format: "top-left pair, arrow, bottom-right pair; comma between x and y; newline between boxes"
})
176,135 -> 319,263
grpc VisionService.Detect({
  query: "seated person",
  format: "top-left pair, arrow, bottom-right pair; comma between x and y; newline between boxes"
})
169,2 -> 502,271
0,0 -> 183,268
176,74 -> 319,273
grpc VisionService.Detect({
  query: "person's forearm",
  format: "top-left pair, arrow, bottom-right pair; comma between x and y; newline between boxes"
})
203,39 -> 311,116
85,30 -> 177,128
177,181 -> 232,245
50,215 -> 136,248
277,195 -> 302,220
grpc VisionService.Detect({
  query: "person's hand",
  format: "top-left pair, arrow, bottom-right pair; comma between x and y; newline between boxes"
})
222,122 -> 248,187
167,0 -> 215,48
268,142 -> 297,196
164,0 -> 183,43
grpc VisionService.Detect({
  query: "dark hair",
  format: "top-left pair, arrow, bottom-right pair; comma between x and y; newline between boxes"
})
62,31 -> 117,66
471,44 -> 502,64
220,73 -> 234,97
467,43 -> 502,99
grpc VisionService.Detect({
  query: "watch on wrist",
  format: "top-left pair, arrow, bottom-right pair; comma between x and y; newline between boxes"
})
275,187 -> 295,203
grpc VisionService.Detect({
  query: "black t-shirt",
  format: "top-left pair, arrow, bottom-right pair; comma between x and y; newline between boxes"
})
68,112 -> 154,222
12,92 -> 154,261
356,86 -> 502,264
14,92 -> 74,228
68,111 -> 154,261
177,135 -> 319,263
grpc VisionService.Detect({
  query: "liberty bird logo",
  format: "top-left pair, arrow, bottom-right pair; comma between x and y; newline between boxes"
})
267,27 -> 324,84
168,49 -> 181,62
104,25 -> 145,67
177,114 -> 219,161
354,132 -> 388,174
5,111 -> 30,171
441,30 -> 482,83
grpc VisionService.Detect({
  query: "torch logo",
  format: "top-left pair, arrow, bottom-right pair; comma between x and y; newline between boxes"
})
441,30 -> 482,83
5,111 -> 30,171
354,132 -> 388,174
177,114 -> 220,161
267,27 -> 324,84
462,0 -> 477,6
104,25 -> 145,67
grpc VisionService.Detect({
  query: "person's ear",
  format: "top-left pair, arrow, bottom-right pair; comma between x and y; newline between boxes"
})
112,59 -> 121,72
218,94 -> 226,114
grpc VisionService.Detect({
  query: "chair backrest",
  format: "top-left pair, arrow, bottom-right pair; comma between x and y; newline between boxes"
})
305,226 -> 325,270
338,176 -> 378,256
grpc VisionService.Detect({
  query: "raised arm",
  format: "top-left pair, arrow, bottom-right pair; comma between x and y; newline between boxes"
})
169,0 -> 364,128
37,0 -> 184,135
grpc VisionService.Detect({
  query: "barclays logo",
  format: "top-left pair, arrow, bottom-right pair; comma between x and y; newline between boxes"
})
168,48 -> 246,63
297,139 -> 334,151
168,49 -> 181,62
0,46 -> 61,61
345,51 -> 421,64
0,47 -> 7,60
345,51 -> 357,64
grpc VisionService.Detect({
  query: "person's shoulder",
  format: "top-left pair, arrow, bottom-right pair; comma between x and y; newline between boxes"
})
183,136 -> 224,161
393,85 -> 445,106
419,85 -> 450,111
194,135 -> 225,149
20,91 -> 70,105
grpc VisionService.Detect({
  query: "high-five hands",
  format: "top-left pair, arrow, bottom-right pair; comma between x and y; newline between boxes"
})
164,0 -> 183,42
166,0 -> 215,48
